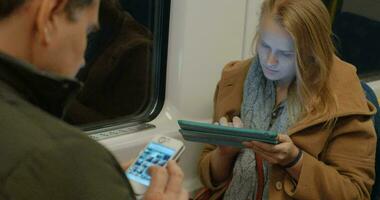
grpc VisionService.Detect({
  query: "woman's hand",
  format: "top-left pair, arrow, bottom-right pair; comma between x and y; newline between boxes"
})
215,116 -> 243,157
243,134 -> 299,167
209,116 -> 244,183
243,134 -> 303,180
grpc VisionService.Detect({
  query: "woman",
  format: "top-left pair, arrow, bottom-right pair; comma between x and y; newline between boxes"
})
198,0 -> 376,199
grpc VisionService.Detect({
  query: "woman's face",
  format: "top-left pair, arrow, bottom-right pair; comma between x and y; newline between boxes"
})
257,18 -> 297,85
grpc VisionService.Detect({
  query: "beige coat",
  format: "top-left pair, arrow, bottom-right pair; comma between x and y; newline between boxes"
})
198,57 -> 377,199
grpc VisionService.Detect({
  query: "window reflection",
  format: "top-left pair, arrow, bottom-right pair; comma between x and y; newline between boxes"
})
324,0 -> 380,80
64,0 -> 153,125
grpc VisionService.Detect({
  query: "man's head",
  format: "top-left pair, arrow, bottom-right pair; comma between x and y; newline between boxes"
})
0,0 -> 100,77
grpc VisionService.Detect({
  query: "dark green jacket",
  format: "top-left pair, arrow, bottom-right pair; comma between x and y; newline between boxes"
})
0,53 -> 135,200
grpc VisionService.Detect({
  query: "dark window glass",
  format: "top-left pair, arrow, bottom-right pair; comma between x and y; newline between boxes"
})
64,0 -> 170,130
326,0 -> 380,81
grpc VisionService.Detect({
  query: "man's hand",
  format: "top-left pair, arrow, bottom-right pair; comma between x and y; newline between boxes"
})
121,159 -> 134,171
144,160 -> 188,200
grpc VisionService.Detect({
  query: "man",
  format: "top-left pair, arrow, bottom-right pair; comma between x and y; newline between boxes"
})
0,0 -> 188,199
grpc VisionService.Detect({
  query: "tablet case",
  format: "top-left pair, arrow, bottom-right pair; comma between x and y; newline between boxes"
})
178,120 -> 278,147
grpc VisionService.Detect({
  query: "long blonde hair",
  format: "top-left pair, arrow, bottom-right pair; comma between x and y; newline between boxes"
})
255,0 -> 337,126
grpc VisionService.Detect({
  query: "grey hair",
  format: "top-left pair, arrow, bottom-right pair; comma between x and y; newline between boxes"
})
0,0 -> 95,20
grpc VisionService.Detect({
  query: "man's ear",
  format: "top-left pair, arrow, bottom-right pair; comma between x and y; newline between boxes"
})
35,0 -> 69,45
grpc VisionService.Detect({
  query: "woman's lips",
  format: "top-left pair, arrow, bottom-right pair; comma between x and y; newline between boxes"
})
264,66 -> 278,73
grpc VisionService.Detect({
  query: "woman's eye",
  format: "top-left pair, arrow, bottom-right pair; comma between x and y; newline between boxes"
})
281,52 -> 294,57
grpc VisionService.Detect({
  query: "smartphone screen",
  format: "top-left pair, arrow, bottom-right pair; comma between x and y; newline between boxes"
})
126,142 -> 176,186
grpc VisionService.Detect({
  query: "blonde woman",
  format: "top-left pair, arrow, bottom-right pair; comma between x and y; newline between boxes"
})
198,0 -> 376,199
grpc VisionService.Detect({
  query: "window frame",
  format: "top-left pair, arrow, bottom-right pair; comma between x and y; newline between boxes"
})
80,0 -> 171,132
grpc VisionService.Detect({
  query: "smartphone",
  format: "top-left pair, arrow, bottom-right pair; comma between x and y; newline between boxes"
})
126,135 -> 185,196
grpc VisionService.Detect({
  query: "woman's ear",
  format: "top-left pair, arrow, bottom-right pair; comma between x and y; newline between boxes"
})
34,0 -> 69,46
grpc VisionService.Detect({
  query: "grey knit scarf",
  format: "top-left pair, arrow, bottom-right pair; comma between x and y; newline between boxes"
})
223,58 -> 290,200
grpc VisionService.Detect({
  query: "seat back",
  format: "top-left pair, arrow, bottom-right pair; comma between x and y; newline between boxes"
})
360,81 -> 380,199
334,13 -> 380,75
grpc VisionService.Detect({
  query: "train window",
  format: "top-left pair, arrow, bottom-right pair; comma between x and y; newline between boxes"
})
324,0 -> 380,81
64,0 -> 170,131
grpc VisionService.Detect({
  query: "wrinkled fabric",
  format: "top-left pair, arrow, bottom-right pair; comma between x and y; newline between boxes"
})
224,58 -> 291,200
199,56 -> 376,200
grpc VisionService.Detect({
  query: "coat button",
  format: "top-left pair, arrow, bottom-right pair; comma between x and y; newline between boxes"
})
275,181 -> 283,191
272,111 -> 277,118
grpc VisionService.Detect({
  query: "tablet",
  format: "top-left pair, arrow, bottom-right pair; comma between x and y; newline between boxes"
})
178,120 -> 278,147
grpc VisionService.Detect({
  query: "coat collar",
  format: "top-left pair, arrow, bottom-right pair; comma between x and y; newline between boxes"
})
289,56 -> 376,135
0,52 -> 81,118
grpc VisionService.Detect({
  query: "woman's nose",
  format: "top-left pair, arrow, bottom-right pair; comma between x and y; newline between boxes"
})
267,52 -> 278,66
